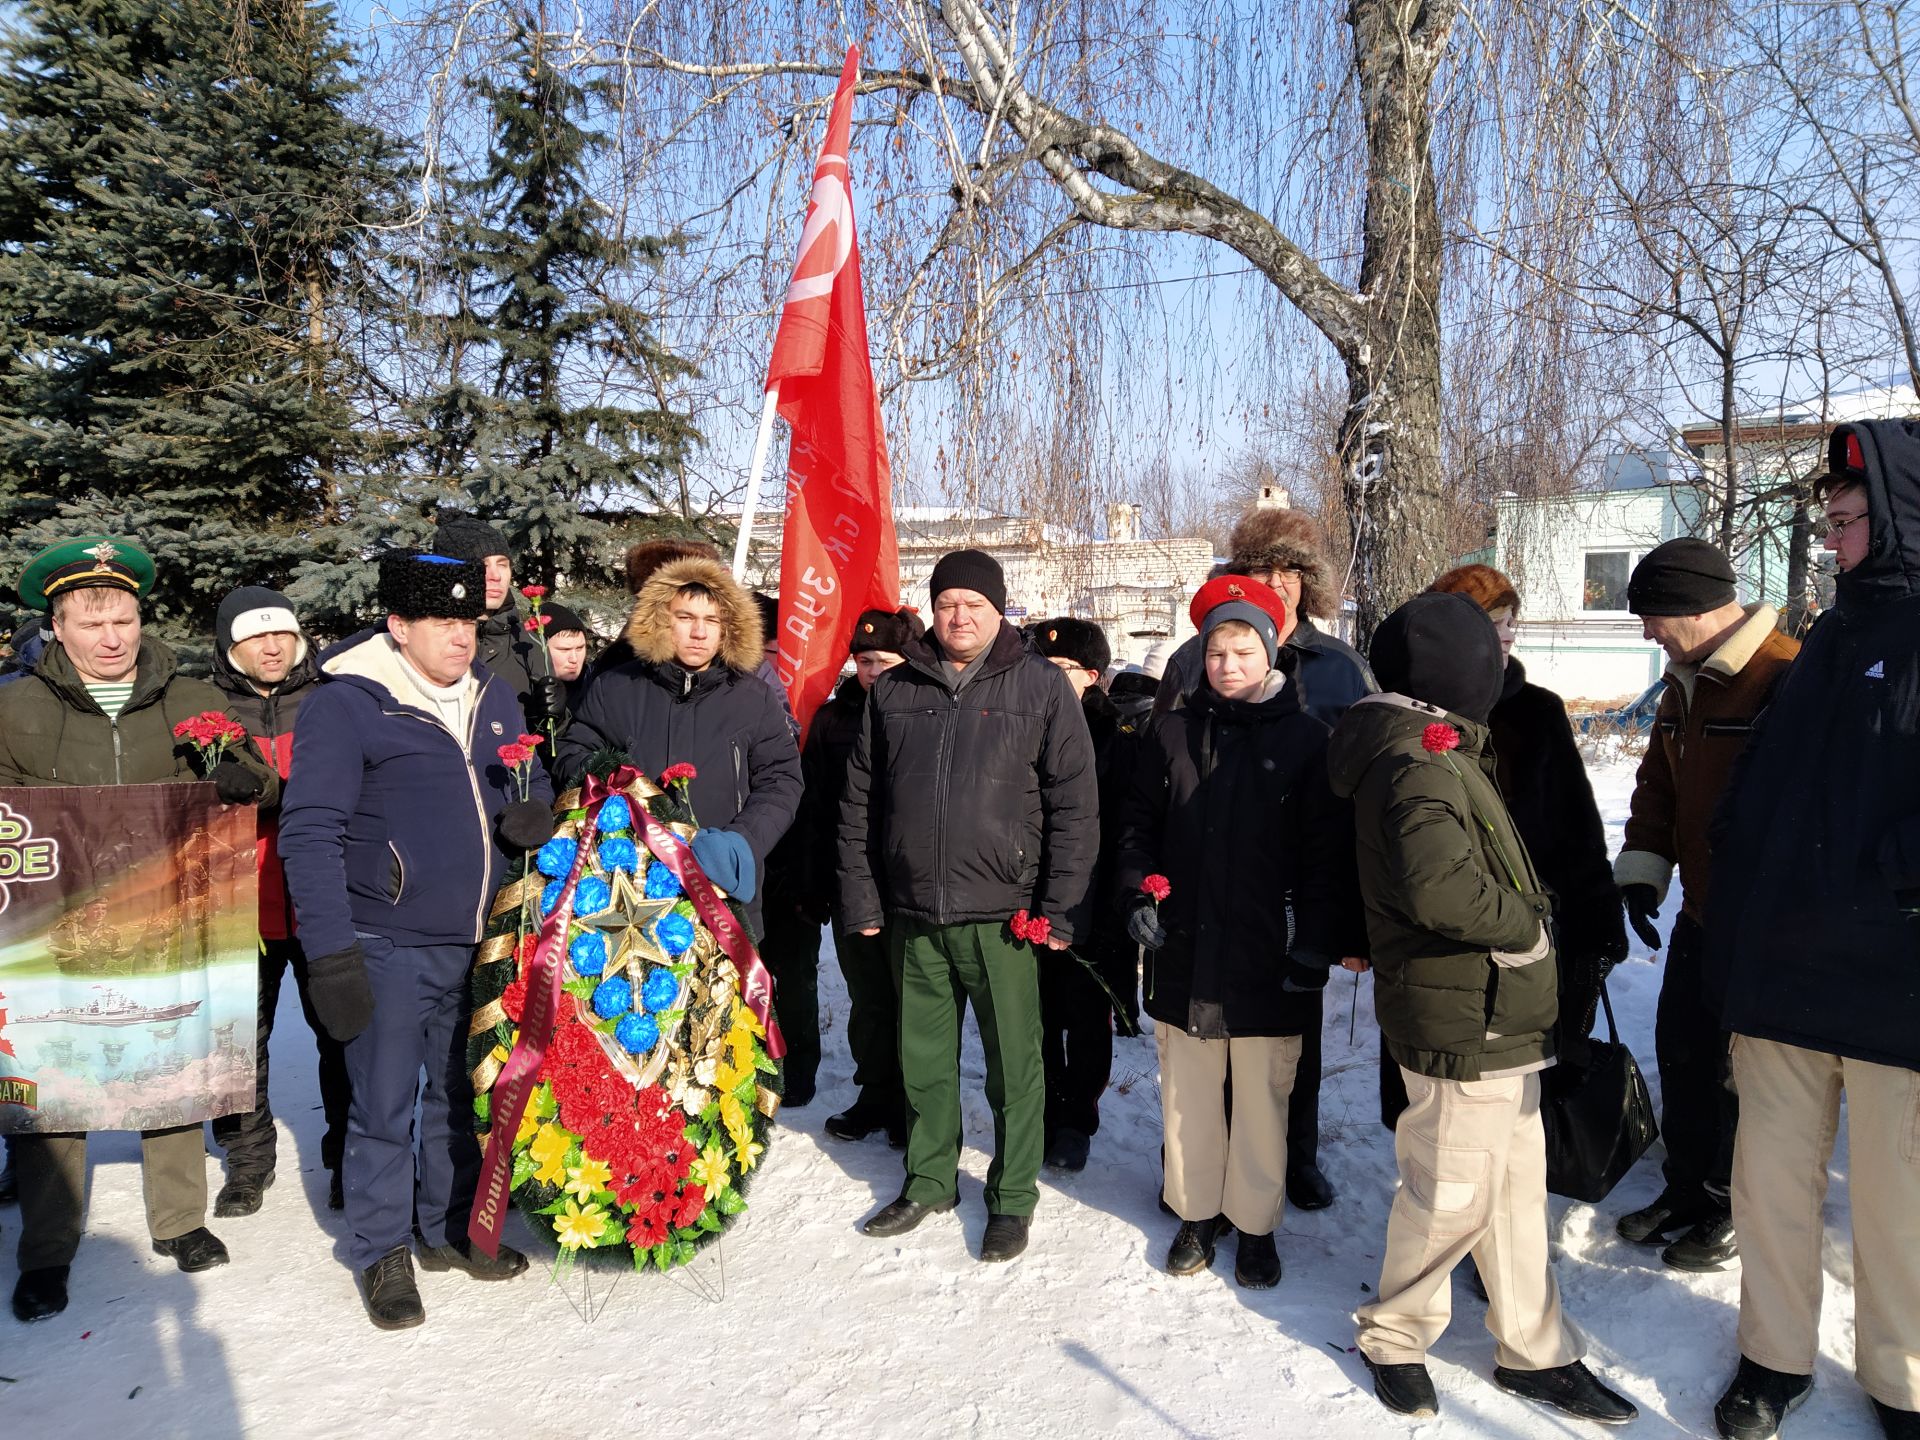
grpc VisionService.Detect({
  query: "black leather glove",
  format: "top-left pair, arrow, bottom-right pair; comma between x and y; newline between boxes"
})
497,799 -> 557,852
1596,925 -> 1630,980
1126,895 -> 1168,950
1621,883 -> 1663,950
1282,951 -> 1333,993
528,675 -> 569,729
308,944 -> 374,1043
211,759 -> 266,804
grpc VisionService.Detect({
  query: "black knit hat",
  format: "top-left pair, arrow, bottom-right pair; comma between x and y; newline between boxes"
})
928,548 -> 1007,613
541,602 -> 587,637
1627,538 -> 1736,617
1369,591 -> 1503,724
752,592 -> 779,640
848,607 -> 924,655
432,508 -> 512,563
1032,616 -> 1111,674
378,549 -> 487,621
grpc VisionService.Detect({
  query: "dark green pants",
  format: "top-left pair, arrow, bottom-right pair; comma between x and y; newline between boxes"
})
837,926 -> 903,1110
893,918 -> 1044,1217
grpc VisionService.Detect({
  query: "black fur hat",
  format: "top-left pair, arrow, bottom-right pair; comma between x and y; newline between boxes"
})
378,549 -> 487,621
1031,616 -> 1112,674
848,607 -> 925,656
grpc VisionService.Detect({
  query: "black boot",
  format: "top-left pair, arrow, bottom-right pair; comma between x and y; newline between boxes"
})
416,1238 -> 528,1280
1617,1185 -> 1717,1246
361,1246 -> 425,1331
862,1194 -> 956,1237
979,1213 -> 1030,1263
1044,1128 -> 1091,1173
214,1170 -> 274,1219
1364,1355 -> 1439,1418
1494,1362 -> 1638,1425
1873,1399 -> 1920,1440
151,1227 -> 230,1273
824,1096 -> 895,1142
11,1266 -> 69,1323
1165,1217 -> 1220,1276
328,1167 -> 345,1211
1714,1358 -> 1812,1440
1663,1211 -> 1738,1272
1234,1231 -> 1281,1289
1286,1163 -> 1336,1211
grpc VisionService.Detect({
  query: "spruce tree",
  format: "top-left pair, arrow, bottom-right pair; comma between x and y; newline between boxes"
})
0,0 -> 403,650
416,11 -> 696,597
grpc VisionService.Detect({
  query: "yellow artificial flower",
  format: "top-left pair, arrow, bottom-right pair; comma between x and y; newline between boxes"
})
564,1156 -> 612,1203
732,999 -> 765,1039
714,1055 -> 751,1096
719,1094 -> 752,1153
727,1026 -> 756,1073
515,1102 -> 541,1147
736,1136 -> 765,1173
689,1143 -> 730,1192
555,1199 -> 606,1250
529,1123 -> 571,1186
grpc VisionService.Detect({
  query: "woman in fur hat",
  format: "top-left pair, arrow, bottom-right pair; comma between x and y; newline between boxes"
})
556,555 -> 803,938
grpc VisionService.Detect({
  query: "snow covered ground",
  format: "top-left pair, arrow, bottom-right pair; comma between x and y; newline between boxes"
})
0,751 -> 1882,1439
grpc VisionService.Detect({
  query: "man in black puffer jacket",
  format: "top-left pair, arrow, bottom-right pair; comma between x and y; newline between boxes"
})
1701,421 -> 1920,1440
840,550 -> 1098,1263
556,555 -> 802,941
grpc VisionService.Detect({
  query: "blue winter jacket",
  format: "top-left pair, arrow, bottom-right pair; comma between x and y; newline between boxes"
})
279,629 -> 553,960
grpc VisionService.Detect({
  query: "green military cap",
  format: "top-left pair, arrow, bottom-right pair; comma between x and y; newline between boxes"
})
18,534 -> 156,612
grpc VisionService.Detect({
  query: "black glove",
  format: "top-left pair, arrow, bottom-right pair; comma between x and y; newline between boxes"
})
1126,896 -> 1168,950
497,799 -> 557,852
211,759 -> 266,805
1596,926 -> 1630,980
1621,883 -> 1663,950
308,944 -> 374,1043
1282,951 -> 1333,994
528,675 -> 569,729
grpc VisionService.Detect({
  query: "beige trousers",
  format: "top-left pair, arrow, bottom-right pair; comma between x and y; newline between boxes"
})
1730,1035 -> 1920,1409
13,1126 -> 209,1271
1356,1068 -> 1580,1371
1157,1027 -> 1300,1235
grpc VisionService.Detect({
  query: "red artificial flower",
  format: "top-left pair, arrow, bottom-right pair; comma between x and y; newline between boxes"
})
521,584 -> 548,600
672,1184 -> 707,1228
660,763 -> 698,785
1025,915 -> 1053,945
1421,723 -> 1462,754
517,932 -> 539,967
500,974 -> 528,1023
627,1209 -> 670,1248
1009,910 -> 1031,942
1141,874 -> 1172,902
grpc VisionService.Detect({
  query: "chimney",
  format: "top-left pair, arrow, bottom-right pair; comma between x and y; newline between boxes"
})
1255,485 -> 1291,510
1107,501 -> 1141,542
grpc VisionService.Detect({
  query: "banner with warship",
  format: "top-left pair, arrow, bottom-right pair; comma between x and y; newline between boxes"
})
0,783 -> 258,1133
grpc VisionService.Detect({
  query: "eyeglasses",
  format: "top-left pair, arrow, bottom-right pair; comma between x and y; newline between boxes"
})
1814,511 -> 1869,541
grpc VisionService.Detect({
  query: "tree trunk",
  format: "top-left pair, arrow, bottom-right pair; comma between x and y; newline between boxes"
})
1784,481 -> 1813,636
1718,365 -> 1739,552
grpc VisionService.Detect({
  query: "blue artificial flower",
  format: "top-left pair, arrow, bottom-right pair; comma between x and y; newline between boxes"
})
540,879 -> 565,916
644,860 -> 682,900
654,912 -> 696,958
597,836 -> 639,874
614,1012 -> 660,1056
596,796 -> 632,834
640,967 -> 679,1012
568,931 -> 608,978
535,836 -> 578,879
591,975 -> 634,1020
575,876 -> 612,916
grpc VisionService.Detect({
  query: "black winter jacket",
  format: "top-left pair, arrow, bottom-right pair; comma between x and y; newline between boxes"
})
1119,674 -> 1360,1037
838,623 -> 1100,941
557,657 -> 803,931
783,675 -> 868,924
1155,617 -> 1376,730
1705,419 -> 1920,1071
476,599 -> 552,727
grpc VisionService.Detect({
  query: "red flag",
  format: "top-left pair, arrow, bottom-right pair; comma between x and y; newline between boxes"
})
766,46 -> 901,742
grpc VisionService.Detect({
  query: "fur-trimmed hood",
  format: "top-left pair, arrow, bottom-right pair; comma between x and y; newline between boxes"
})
1226,507 -> 1337,621
623,556 -> 763,673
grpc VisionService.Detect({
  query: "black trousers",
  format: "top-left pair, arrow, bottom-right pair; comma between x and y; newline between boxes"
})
1655,914 -> 1737,1201
1288,989 -> 1323,1169
836,926 -> 903,1111
212,936 -> 350,1178
759,900 -> 822,1099
1040,954 -> 1115,1138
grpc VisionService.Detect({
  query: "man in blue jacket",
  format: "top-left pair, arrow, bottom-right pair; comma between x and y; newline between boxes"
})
280,549 -> 555,1331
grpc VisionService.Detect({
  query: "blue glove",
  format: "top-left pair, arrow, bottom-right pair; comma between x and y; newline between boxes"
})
690,828 -> 757,903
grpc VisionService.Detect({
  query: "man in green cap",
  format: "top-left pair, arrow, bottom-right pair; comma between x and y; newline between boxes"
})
0,534 -> 277,1324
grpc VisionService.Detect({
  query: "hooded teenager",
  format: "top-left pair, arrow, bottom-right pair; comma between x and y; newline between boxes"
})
1701,422 -> 1920,1440
1330,592 -> 1637,1427
555,555 -> 802,939
207,586 -> 350,1218
1118,576 -> 1362,1288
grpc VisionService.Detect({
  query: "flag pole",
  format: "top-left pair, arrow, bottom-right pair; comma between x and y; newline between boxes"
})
732,384 -> 782,581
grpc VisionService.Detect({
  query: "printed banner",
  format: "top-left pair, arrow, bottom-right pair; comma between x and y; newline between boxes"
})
0,784 -> 259,1134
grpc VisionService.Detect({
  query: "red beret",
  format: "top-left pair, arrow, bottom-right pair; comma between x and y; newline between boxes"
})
1189,574 -> 1288,635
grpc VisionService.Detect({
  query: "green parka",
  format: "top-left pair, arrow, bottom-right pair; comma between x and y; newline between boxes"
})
0,635 -> 278,801
1326,693 -> 1557,1080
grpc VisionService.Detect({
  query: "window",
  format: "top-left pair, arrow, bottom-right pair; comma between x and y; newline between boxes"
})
1583,550 -> 1632,611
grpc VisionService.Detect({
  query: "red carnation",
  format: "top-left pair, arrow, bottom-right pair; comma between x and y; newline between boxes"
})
1141,875 -> 1172,902
523,615 -> 552,633
660,763 -> 698,785
521,584 -> 548,600
497,742 -> 529,768
517,733 -> 544,748
500,974 -> 528,1023
1421,723 -> 1462,754
1009,910 -> 1031,942
1025,915 -> 1053,945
